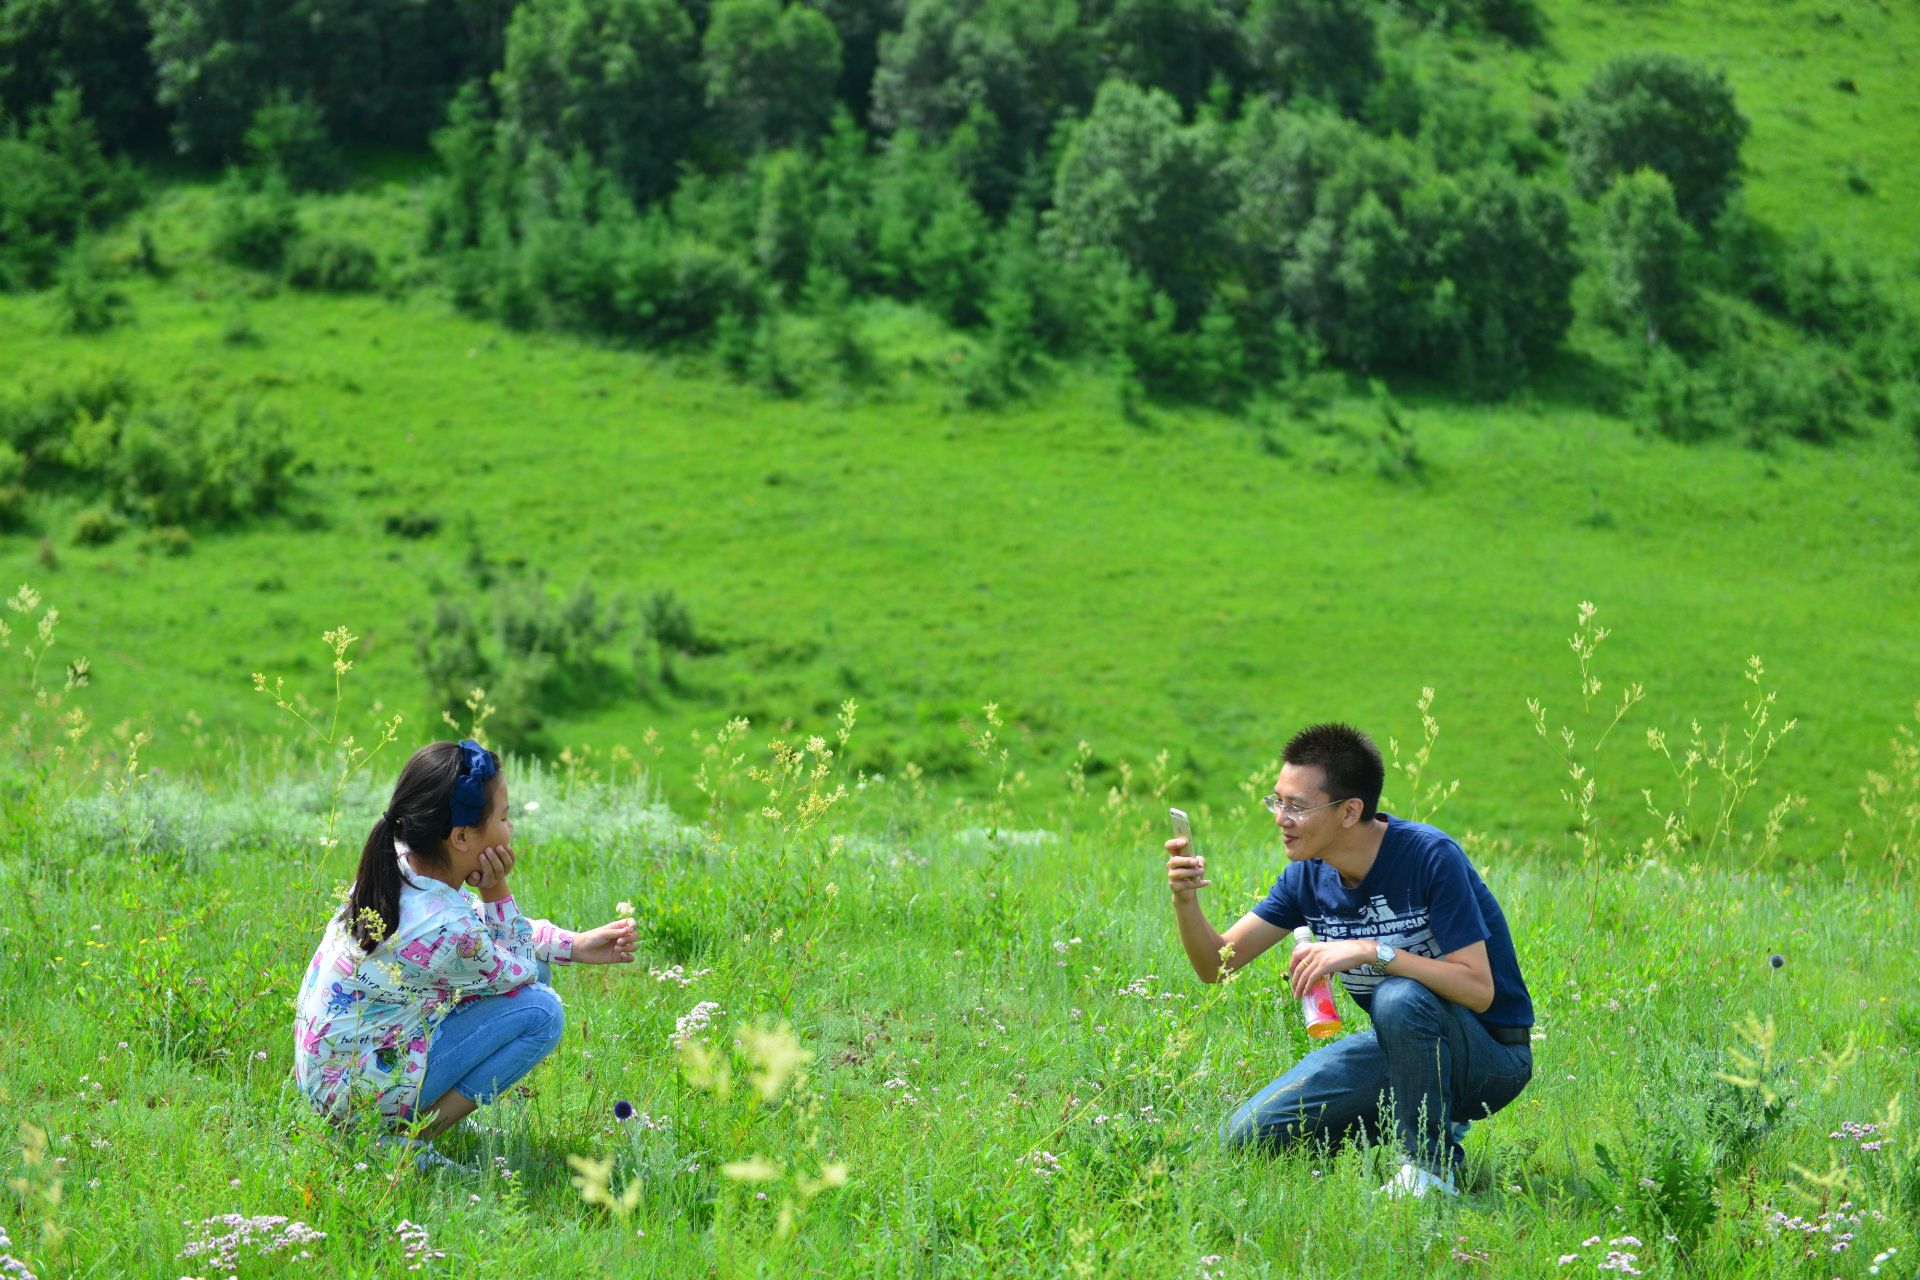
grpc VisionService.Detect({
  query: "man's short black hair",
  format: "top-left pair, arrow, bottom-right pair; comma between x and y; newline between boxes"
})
1282,723 -> 1385,821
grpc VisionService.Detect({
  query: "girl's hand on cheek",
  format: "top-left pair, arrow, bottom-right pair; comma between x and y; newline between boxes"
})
467,845 -> 515,897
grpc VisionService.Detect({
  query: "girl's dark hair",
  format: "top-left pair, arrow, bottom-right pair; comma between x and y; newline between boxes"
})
343,739 -> 501,953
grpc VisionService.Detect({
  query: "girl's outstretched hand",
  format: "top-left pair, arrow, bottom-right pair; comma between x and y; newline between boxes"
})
572,918 -> 638,966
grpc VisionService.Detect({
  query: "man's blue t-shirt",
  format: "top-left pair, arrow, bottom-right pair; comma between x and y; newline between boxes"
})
1250,814 -> 1534,1030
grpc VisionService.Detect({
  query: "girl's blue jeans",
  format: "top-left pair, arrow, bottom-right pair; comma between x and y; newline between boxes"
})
1220,977 -> 1533,1176
419,963 -> 565,1108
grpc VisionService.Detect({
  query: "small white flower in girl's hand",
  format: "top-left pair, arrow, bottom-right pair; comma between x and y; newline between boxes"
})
615,900 -> 635,919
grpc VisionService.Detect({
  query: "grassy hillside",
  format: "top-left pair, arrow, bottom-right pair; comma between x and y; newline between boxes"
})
1534,0 -> 1920,297
3,0 -> 1919,858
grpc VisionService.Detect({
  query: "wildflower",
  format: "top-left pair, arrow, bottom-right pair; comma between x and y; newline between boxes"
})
1558,1256 -> 1578,1266
1769,953 -> 1785,969
523,800 -> 540,813
613,1100 -> 634,1121
614,900 -> 634,918
670,1001 -> 722,1047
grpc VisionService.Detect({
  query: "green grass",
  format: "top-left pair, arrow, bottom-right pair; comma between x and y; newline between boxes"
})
4,0 -> 1920,855
1531,0 -> 1920,301
1,712 -> 1915,1277
3,178 -> 1917,854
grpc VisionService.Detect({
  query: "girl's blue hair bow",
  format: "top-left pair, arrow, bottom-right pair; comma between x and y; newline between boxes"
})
448,738 -> 498,829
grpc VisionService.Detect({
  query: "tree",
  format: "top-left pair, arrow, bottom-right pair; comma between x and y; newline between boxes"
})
871,0 -> 1096,213
495,0 -> 700,205
0,88 -> 141,289
1089,0 -> 1248,114
702,0 -> 843,156
812,0 -> 902,124
1242,0 -> 1381,117
1596,168 -> 1691,345
1562,52 -> 1748,226
0,0 -> 160,148
1048,79 -> 1228,324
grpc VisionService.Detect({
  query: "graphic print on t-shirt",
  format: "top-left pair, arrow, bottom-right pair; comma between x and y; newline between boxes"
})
1311,894 -> 1440,1002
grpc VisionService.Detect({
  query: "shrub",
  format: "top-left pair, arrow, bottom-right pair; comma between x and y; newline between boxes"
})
54,249 -> 130,333
0,365 -> 138,462
1730,345 -> 1859,448
141,524 -> 193,557
286,236 -> 378,292
0,482 -> 27,532
99,399 -> 299,525
1596,169 -> 1693,346
71,505 -> 123,545
1634,346 -> 1721,443
382,511 -> 442,540
243,91 -> 340,192
1563,53 -> 1748,226
0,87 -> 142,289
1752,229 -> 1893,344
211,171 -> 300,272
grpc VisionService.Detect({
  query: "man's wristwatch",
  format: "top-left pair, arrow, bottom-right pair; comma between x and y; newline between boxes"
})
1375,940 -> 1397,969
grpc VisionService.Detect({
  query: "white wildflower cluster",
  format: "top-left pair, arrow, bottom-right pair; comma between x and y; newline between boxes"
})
649,964 -> 713,988
1016,1150 -> 1062,1178
394,1219 -> 445,1271
1196,1254 -> 1225,1280
1557,1236 -> 1644,1275
670,1001 -> 722,1046
1765,1203 -> 1885,1259
881,1076 -> 920,1106
1869,1246 -> 1900,1276
176,1214 -> 325,1273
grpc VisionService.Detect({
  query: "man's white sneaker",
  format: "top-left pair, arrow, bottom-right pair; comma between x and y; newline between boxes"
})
1377,1162 -> 1458,1199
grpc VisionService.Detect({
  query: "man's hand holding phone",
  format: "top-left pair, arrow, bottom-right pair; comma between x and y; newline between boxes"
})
1166,808 -> 1210,903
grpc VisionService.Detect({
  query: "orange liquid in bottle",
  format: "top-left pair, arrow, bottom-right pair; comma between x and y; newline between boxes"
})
1293,926 -> 1344,1038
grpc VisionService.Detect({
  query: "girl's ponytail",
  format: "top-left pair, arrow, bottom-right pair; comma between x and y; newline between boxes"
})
338,740 -> 485,953
344,812 -> 404,952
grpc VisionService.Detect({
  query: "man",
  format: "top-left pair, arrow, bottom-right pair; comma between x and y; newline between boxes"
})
1164,722 -> 1533,1196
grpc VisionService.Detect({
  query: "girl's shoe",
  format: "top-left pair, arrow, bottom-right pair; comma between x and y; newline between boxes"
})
377,1134 -> 478,1176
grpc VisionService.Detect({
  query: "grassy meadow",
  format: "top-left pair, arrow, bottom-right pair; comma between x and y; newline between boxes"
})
5,0 -> 1920,1273
1,624 -> 1917,1277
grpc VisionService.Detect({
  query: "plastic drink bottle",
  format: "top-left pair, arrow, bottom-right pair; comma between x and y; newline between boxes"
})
1293,926 -> 1343,1038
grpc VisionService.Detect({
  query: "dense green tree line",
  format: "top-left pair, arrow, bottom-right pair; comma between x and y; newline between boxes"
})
3,0 -> 1915,441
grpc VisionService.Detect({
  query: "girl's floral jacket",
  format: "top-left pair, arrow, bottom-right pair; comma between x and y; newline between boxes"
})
293,854 -> 574,1125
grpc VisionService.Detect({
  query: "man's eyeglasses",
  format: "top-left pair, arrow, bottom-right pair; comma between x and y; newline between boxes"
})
1260,793 -> 1349,822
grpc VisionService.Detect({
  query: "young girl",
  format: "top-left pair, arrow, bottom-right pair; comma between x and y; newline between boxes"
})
293,738 -> 635,1155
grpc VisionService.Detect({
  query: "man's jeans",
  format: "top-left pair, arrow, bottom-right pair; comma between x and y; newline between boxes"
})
1221,977 -> 1533,1175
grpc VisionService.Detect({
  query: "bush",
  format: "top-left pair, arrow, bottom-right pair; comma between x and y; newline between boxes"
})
211,171 -> 300,272
1634,346 -> 1722,443
141,524 -> 193,556
0,365 -> 138,462
71,505 -> 123,545
1730,345 -> 1859,448
92,399 -> 298,525
1563,53 -> 1748,226
54,249 -> 130,333
286,236 -> 378,292
0,482 -> 27,532
382,511 -> 442,539
243,91 -> 340,192
1596,169 -> 1693,346
0,87 -> 142,290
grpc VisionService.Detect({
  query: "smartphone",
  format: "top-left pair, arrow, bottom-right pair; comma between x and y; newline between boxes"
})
1168,807 -> 1193,855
